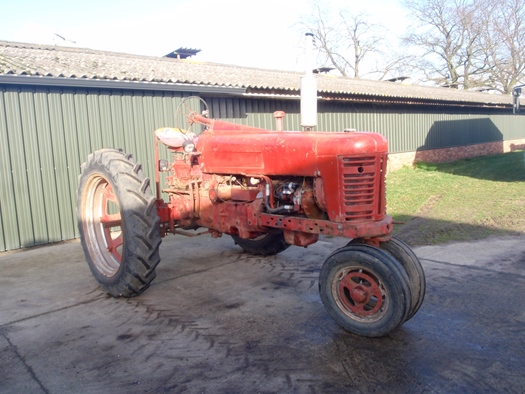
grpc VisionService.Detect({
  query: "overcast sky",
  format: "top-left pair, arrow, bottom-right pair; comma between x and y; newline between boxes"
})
0,0 -> 408,72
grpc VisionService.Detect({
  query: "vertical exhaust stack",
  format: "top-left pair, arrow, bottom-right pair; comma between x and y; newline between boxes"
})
300,33 -> 318,131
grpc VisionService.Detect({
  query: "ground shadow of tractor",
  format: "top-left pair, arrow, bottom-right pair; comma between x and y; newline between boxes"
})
392,216 -> 524,247
414,117 -> 525,182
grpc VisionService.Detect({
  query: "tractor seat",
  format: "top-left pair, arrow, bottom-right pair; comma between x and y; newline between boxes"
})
155,127 -> 196,148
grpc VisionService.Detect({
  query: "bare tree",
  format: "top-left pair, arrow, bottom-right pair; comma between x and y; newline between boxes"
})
482,0 -> 525,93
299,0 -> 525,89
338,10 -> 385,77
300,5 -> 403,79
402,0 -> 525,92
402,0 -> 489,89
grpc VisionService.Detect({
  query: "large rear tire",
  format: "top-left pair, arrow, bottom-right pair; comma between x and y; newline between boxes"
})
319,244 -> 411,337
232,232 -> 289,256
77,149 -> 162,297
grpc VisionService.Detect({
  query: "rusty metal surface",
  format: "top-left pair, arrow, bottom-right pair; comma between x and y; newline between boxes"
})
155,116 -> 390,242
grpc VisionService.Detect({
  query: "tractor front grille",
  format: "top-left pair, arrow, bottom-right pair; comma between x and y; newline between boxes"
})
339,154 -> 387,222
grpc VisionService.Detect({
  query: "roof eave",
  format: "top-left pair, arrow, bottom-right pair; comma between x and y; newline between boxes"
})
245,87 -> 513,109
0,75 -> 246,95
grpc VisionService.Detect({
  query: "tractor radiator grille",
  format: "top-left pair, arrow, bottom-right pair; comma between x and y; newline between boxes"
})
339,154 -> 387,222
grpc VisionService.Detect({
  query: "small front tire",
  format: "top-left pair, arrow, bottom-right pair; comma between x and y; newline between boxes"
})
319,245 -> 411,337
349,237 -> 426,321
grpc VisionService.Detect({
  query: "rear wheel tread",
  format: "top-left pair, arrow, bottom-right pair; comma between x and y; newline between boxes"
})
77,148 -> 162,298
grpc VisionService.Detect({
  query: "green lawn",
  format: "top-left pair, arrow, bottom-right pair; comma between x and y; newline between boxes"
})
386,151 -> 525,245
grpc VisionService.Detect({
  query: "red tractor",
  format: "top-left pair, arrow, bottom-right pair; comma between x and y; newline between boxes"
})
77,96 -> 425,337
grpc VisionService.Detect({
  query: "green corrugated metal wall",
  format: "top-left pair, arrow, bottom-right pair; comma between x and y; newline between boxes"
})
207,97 -> 525,153
0,86 -> 195,251
1,85 -> 524,251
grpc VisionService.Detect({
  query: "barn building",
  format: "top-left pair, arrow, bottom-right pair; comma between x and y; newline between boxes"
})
0,40 -> 523,251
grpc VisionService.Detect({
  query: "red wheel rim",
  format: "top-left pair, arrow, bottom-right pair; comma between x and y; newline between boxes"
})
81,174 -> 124,277
334,269 -> 387,321
99,183 -> 123,263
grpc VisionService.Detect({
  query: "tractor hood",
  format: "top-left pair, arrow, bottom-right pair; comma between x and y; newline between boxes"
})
196,119 -> 388,176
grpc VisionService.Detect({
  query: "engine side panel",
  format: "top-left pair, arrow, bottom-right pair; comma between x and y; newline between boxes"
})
195,124 -> 388,223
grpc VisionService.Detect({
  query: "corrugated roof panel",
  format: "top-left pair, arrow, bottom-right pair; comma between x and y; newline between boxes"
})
0,40 -> 516,108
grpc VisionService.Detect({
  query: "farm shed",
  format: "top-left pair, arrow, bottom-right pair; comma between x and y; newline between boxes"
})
0,40 -> 524,251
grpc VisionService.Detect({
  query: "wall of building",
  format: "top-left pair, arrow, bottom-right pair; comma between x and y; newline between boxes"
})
388,138 -> 525,171
0,85 -> 190,251
1,84 -> 524,251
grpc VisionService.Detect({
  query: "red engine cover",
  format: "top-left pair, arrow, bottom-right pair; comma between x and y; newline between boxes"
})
195,119 -> 388,223
196,119 -> 388,176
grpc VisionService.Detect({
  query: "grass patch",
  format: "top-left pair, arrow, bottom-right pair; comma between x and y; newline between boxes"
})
387,151 -> 525,246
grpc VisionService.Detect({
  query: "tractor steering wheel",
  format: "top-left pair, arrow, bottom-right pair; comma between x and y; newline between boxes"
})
175,96 -> 210,136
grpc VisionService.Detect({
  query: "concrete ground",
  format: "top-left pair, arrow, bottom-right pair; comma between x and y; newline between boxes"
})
1,234 -> 524,393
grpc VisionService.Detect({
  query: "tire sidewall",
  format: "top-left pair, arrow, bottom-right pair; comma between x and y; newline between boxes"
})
380,237 -> 426,320
319,246 -> 410,337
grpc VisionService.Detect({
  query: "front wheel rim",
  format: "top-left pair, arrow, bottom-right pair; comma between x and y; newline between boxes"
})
332,267 -> 388,323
